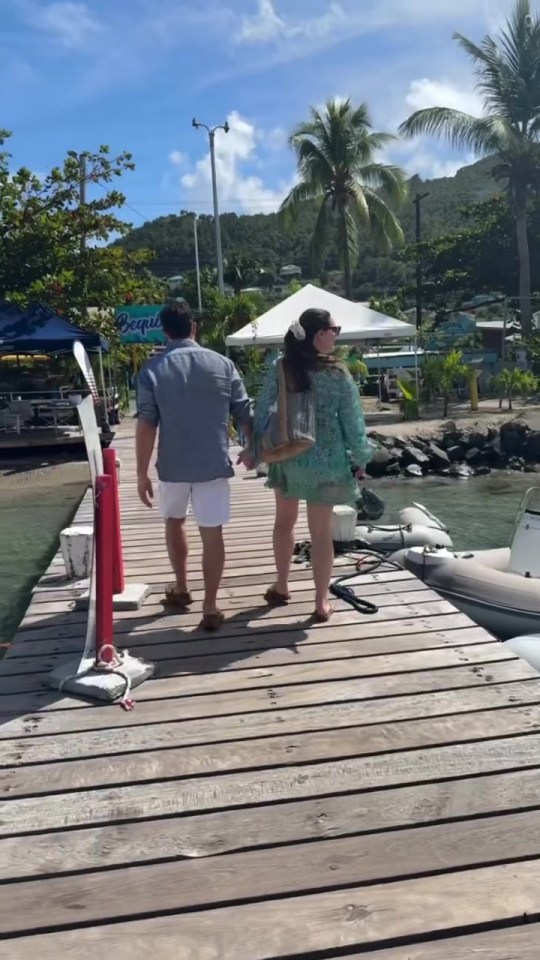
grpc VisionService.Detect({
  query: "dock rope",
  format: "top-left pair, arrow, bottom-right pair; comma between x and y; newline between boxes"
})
95,645 -> 135,711
57,646 -> 135,711
294,541 -> 404,616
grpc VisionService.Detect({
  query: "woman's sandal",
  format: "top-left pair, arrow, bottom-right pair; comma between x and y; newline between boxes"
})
161,584 -> 193,611
313,605 -> 334,624
199,610 -> 225,632
264,586 -> 291,608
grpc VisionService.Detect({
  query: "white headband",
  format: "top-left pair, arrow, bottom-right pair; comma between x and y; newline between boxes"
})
289,320 -> 306,341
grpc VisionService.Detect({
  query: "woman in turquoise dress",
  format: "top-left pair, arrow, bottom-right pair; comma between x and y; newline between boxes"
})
248,307 -> 373,622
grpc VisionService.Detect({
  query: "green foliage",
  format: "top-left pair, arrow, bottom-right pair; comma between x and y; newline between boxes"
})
494,366 -> 538,410
223,253 -> 261,295
114,158 -> 498,306
0,132 -> 163,347
175,269 -> 266,353
404,195 -> 520,306
398,379 -> 420,420
369,296 -> 406,319
439,349 -> 468,416
400,0 -> 540,334
281,98 -> 407,298
420,355 -> 444,401
347,357 -> 369,379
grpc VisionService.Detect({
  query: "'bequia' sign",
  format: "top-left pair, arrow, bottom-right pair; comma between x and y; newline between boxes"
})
115,305 -> 166,344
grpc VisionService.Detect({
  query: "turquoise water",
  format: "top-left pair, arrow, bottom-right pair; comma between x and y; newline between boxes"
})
0,477 -> 88,645
375,473 -> 538,551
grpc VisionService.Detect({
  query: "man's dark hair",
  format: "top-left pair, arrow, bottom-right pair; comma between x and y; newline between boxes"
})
160,301 -> 193,340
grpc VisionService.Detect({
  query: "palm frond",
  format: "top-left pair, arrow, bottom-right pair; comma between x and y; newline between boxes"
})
347,184 -> 370,230
364,131 -> 397,152
362,189 -> 404,251
295,139 -> 334,186
358,163 -> 408,206
399,108 -> 515,154
285,96 -> 407,265
279,181 -> 321,228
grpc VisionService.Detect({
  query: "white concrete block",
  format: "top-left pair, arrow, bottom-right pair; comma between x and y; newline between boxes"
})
59,526 -> 93,580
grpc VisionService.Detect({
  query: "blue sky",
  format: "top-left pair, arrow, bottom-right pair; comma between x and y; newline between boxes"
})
1,0 -> 517,228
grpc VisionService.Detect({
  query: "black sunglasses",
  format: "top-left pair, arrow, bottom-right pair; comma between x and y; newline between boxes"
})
327,325 -> 341,336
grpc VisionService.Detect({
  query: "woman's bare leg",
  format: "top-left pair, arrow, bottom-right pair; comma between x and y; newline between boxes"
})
273,491 -> 299,595
307,502 -> 334,617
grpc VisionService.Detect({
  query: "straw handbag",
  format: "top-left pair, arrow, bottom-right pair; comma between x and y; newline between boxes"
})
260,360 -> 316,464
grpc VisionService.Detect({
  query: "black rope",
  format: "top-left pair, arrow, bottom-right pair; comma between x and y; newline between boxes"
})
293,541 -> 406,617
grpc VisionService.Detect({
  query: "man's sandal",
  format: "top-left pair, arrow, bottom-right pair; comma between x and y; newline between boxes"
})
161,584 -> 193,611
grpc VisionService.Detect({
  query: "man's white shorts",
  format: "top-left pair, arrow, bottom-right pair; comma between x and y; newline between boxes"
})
159,479 -> 230,527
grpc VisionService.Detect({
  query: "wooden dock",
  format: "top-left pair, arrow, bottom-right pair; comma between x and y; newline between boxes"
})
1,419 -> 540,958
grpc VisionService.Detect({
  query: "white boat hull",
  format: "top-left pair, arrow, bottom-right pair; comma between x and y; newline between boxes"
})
429,586 -> 540,640
401,545 -> 540,640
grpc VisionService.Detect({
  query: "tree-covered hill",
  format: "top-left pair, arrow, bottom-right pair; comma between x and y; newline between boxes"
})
115,157 -> 496,298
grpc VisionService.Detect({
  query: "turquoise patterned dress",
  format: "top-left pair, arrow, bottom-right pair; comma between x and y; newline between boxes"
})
253,361 -> 374,505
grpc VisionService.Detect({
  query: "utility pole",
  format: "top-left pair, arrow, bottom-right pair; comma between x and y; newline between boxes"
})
192,118 -> 229,294
79,152 -> 88,324
193,213 -> 202,313
413,191 -> 429,328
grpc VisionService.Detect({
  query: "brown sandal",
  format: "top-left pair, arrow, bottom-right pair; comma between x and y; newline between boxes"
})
199,610 -> 225,632
161,584 -> 193,610
264,586 -> 291,608
313,605 -> 334,624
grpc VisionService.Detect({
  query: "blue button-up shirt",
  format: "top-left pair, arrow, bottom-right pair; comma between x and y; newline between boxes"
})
137,339 -> 251,483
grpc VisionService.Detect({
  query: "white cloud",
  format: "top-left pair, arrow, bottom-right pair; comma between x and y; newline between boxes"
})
236,0 -> 511,51
26,1 -> 102,49
384,76 -> 483,179
401,140 -> 477,179
259,126 -> 288,151
406,78 -> 484,117
238,1 -> 347,44
239,0 -> 287,42
180,111 -> 293,214
169,150 -> 185,166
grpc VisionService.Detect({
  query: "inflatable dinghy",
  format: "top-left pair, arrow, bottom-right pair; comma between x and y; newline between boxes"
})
396,487 -> 540,639
355,502 -> 452,553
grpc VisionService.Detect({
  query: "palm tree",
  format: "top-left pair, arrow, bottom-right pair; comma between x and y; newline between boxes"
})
399,0 -> 540,337
281,99 -> 407,299
420,355 -> 444,402
494,366 -> 538,409
223,254 -> 260,296
440,349 -> 468,417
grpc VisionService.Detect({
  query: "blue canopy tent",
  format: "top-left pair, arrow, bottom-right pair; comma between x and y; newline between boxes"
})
0,300 -> 108,354
0,301 -> 110,422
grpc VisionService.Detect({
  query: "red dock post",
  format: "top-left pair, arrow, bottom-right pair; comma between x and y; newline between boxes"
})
103,447 -> 125,596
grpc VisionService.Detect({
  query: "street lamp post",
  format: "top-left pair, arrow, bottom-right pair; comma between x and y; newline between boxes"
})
193,214 -> 202,313
192,118 -> 229,295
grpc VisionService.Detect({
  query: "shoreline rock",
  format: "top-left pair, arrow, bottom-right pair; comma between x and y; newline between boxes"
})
366,420 -> 540,480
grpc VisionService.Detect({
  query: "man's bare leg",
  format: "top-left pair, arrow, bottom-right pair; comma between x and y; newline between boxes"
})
165,518 -> 189,593
199,525 -> 225,616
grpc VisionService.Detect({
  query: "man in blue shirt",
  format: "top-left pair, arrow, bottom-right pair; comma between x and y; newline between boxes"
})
136,301 -> 252,631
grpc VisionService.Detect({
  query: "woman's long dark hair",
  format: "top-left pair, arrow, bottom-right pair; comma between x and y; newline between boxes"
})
282,308 -> 339,392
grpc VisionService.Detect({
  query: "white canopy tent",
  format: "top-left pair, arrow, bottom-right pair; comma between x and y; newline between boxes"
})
225,284 -> 416,348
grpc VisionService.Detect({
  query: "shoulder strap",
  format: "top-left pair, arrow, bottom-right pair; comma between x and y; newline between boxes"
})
276,359 -> 288,441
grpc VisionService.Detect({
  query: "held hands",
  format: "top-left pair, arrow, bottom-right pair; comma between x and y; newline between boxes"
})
137,475 -> 154,508
237,449 -> 256,471
354,466 -> 366,481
